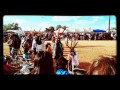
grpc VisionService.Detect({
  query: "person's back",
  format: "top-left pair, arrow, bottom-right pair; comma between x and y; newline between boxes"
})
40,51 -> 54,74
56,68 -> 69,75
36,36 -> 45,52
11,34 -> 21,58
40,43 -> 54,74
56,57 -> 70,75
12,36 -> 21,49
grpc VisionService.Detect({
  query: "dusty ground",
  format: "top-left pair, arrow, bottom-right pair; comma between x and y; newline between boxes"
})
45,40 -> 116,63
3,40 -> 116,70
4,40 -> 116,62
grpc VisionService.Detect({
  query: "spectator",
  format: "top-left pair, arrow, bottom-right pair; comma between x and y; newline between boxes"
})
39,43 -> 54,74
11,34 -> 21,58
7,33 -> 13,56
87,55 -> 116,75
22,38 -> 31,60
56,57 -> 70,75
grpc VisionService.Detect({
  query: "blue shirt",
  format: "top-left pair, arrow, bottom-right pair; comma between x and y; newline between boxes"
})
56,68 -> 70,75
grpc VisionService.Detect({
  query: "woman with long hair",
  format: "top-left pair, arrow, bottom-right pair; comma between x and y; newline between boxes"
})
39,42 -> 54,74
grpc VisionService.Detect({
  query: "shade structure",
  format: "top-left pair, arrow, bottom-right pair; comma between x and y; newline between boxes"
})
93,29 -> 106,32
6,30 -> 23,34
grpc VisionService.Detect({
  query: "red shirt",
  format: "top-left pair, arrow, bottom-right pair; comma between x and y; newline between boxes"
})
3,62 -> 10,72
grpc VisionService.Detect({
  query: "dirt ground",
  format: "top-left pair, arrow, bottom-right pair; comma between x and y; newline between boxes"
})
4,40 -> 116,63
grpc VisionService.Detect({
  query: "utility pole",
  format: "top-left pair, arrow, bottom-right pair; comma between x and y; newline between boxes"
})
108,16 -> 110,32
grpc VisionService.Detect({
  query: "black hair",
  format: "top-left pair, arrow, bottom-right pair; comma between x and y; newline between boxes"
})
4,55 -> 12,63
45,42 -> 51,49
56,56 -> 68,70
70,48 -> 76,55
40,51 -> 54,74
36,36 -> 42,45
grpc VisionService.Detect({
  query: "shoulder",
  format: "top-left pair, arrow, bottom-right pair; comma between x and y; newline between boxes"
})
64,70 -> 70,75
56,69 -> 69,75
56,69 -> 62,75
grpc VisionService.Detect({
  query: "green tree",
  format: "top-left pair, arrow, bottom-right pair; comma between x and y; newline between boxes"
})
3,25 -> 7,31
3,23 -> 13,31
3,23 -> 21,31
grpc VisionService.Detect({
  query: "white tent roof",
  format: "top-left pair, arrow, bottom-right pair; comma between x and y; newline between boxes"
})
6,30 -> 23,34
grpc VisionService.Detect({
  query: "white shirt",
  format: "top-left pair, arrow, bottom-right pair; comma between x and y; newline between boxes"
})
36,44 -> 44,52
36,39 -> 45,52
67,52 -> 79,66
31,39 -> 36,50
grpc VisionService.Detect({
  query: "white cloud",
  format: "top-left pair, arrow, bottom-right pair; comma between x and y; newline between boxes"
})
103,19 -> 116,29
100,17 -> 105,19
93,17 -> 98,22
52,16 -> 80,21
111,24 -> 116,28
110,19 -> 116,28
3,17 -> 30,31
75,20 -> 93,25
74,16 -> 106,29
111,20 -> 116,24
93,16 -> 104,22
3,17 -> 26,25
92,25 -> 108,30
37,21 -> 52,31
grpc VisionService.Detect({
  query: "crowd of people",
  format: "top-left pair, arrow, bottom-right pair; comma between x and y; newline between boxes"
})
3,31 -> 116,43
3,31 -> 116,75
3,32 -> 69,75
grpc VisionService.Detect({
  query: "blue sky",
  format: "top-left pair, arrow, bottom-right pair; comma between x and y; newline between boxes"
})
3,15 -> 116,31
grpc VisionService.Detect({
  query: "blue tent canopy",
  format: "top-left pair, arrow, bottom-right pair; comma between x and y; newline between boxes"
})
93,29 -> 106,32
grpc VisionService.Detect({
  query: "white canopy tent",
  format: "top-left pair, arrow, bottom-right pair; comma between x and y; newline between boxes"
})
6,30 -> 24,34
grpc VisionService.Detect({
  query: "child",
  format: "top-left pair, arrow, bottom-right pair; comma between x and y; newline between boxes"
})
56,57 -> 70,75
